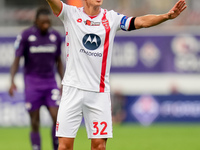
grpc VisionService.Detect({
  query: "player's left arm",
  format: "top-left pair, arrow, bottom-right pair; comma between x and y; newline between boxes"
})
55,56 -> 64,95
56,56 -> 64,81
9,57 -> 20,96
133,0 -> 187,29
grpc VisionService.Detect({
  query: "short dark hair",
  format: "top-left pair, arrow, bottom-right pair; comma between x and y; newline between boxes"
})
35,6 -> 51,20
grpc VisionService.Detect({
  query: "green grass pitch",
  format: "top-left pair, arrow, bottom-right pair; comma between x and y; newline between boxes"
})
0,124 -> 200,150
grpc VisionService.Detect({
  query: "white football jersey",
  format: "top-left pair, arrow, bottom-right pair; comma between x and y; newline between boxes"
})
58,2 -> 132,92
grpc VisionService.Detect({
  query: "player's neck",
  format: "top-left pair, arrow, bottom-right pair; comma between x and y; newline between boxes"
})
83,6 -> 101,16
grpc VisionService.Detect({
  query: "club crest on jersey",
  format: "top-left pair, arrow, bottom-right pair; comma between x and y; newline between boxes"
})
28,35 -> 37,42
49,34 -> 57,42
82,34 -> 101,50
84,20 -> 100,26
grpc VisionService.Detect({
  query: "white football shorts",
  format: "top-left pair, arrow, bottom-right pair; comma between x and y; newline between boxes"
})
56,85 -> 113,139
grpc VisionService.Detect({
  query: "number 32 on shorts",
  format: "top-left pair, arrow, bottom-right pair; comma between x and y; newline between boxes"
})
93,121 -> 108,135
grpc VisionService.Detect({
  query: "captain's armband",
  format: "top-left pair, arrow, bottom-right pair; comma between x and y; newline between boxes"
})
120,16 -> 136,31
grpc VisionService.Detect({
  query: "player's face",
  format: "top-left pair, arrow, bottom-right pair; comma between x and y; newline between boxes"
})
36,14 -> 51,34
84,0 -> 103,7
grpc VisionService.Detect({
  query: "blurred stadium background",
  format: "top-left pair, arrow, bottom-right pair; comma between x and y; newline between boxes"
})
0,0 -> 200,150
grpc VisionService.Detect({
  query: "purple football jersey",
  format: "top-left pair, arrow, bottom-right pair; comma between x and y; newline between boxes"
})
15,26 -> 62,90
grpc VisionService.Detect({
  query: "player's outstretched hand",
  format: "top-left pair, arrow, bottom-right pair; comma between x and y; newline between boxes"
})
8,83 -> 17,96
168,0 -> 187,19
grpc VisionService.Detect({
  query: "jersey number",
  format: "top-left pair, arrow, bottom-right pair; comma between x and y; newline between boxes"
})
93,121 -> 108,135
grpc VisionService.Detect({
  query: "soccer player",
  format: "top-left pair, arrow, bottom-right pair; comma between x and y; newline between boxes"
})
9,6 -> 64,150
45,0 -> 187,150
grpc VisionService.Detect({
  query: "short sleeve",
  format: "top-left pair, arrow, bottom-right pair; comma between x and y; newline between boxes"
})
110,10 -> 132,31
14,33 -> 27,57
57,2 -> 78,22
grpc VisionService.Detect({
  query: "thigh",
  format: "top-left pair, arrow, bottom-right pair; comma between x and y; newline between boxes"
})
45,88 -> 60,108
56,86 -> 83,138
25,89 -> 43,112
45,88 -> 60,123
83,91 -> 113,139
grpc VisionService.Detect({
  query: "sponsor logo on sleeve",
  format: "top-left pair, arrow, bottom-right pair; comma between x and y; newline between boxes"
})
14,34 -> 22,50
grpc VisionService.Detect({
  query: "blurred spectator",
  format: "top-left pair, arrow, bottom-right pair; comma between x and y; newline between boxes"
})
170,82 -> 183,95
111,91 -> 126,124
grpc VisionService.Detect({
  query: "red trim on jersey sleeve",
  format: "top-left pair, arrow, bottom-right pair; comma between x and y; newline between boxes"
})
128,18 -> 132,30
128,17 -> 136,31
99,10 -> 110,92
54,2 -> 63,17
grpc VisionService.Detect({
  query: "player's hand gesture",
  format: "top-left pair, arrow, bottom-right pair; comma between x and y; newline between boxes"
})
168,0 -> 187,19
8,83 -> 17,96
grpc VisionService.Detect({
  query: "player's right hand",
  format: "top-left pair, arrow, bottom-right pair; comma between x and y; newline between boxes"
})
8,83 -> 17,96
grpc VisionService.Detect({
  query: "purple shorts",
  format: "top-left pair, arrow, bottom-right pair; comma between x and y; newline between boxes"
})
25,87 -> 60,112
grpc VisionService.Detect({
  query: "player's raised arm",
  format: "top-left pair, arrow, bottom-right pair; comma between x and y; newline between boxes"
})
46,0 -> 62,16
133,0 -> 187,29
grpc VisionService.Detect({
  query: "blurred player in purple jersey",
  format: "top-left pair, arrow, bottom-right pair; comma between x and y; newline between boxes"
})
9,6 -> 64,150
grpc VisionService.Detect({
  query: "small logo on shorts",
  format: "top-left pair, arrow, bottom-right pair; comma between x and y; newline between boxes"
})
56,121 -> 59,131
